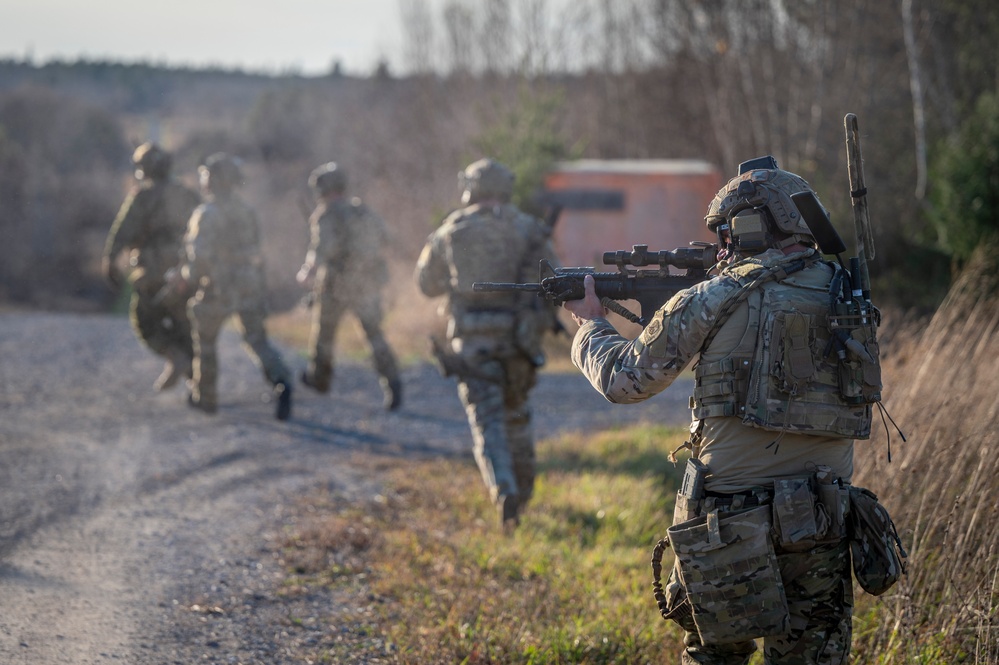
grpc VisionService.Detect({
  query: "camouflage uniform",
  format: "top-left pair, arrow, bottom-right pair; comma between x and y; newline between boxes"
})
300,163 -> 401,409
415,158 -> 557,528
103,142 -> 200,389
181,154 -> 292,420
571,160 -> 860,664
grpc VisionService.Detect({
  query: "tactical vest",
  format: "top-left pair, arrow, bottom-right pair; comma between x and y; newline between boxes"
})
690,255 -> 876,439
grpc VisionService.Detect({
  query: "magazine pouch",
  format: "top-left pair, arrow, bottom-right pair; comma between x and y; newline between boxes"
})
667,505 -> 789,644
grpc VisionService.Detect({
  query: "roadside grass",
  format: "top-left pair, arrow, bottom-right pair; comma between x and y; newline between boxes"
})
280,424 -> 691,663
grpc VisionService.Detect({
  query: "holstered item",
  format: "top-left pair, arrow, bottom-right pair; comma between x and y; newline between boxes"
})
667,505 -> 789,645
673,458 -> 708,524
772,477 -> 819,552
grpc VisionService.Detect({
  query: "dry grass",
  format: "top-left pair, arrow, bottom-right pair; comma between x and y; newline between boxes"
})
280,427 -> 690,664
850,243 -> 999,664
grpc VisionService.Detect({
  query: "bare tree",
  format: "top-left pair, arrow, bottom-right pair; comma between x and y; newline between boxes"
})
902,0 -> 928,199
443,0 -> 477,75
398,0 -> 436,75
480,0 -> 514,74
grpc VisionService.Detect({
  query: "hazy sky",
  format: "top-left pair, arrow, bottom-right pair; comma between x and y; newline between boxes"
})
2,0 -> 413,76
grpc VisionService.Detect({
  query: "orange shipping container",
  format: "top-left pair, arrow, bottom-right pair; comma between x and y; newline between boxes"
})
542,159 -> 723,268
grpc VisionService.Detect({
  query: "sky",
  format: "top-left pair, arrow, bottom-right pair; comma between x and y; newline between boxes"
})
1,0 -> 414,77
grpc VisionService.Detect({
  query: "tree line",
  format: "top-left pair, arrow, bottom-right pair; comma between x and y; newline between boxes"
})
0,0 -> 995,313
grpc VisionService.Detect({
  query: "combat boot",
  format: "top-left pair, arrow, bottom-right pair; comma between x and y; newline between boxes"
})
498,494 -> 520,534
301,362 -> 331,393
187,391 -> 218,415
154,360 -> 180,391
274,381 -> 293,421
155,349 -> 193,391
382,376 -> 402,411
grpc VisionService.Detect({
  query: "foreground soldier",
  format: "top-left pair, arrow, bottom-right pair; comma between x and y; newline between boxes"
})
296,162 -> 402,410
415,158 -> 557,530
566,158 -> 884,664
178,153 -> 293,420
102,142 -> 200,390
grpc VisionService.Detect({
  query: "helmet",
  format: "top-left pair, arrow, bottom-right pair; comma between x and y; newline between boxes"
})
132,142 -> 171,181
308,162 -> 347,195
459,158 -> 514,205
704,156 -> 824,253
198,153 -> 243,193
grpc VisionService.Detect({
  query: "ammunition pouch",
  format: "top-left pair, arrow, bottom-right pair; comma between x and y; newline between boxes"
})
772,473 -> 848,552
667,505 -> 789,644
655,465 -> 853,643
451,309 -> 515,338
514,310 -> 546,368
846,486 -> 907,595
829,306 -> 883,405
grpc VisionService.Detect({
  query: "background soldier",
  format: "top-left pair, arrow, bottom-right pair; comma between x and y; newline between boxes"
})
178,153 -> 293,420
415,158 -> 558,530
565,159 -> 868,664
102,142 -> 200,391
296,162 -> 402,410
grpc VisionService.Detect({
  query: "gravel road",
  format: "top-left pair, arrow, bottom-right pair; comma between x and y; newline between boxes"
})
0,311 -> 692,664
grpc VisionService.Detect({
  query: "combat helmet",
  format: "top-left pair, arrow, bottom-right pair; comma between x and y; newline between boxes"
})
198,153 -> 244,194
704,155 -> 825,254
459,158 -> 515,205
132,142 -> 172,181
308,162 -> 347,195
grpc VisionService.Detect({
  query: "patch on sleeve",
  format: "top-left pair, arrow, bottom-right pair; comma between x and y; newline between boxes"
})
642,316 -> 663,343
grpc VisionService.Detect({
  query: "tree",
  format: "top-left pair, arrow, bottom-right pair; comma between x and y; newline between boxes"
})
928,92 -> 999,263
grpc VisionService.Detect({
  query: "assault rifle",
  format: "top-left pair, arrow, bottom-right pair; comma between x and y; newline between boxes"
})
472,243 -> 718,327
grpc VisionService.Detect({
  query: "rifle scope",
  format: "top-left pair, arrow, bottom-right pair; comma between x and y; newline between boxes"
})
602,243 -> 717,272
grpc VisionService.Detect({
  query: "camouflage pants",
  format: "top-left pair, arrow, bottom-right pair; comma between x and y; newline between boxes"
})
307,269 -> 399,390
130,276 -> 193,372
188,291 -> 290,410
676,539 -> 853,665
456,354 -> 537,508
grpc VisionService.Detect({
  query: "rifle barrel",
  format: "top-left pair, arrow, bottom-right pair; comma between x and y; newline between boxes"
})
472,282 -> 541,292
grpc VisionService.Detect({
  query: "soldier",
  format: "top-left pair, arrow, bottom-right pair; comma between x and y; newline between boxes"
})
177,153 -> 293,420
565,158 -> 873,664
415,158 -> 558,530
296,162 -> 402,410
102,142 -> 201,391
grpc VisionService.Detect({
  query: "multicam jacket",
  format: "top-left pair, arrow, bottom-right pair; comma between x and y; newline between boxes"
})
571,248 -> 856,493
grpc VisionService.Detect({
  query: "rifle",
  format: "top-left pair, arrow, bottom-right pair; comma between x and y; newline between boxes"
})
473,243 -> 718,327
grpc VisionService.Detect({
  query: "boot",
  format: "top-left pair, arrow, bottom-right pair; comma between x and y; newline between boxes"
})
382,376 -> 402,411
301,362 -> 331,393
153,360 -> 180,391
187,391 -> 218,415
274,381 -> 293,421
498,494 -> 520,534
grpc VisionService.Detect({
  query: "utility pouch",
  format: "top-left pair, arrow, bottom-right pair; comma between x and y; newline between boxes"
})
673,458 -> 708,524
667,505 -> 789,644
846,486 -> 907,595
772,477 -> 819,552
829,302 -> 883,406
814,466 -> 849,543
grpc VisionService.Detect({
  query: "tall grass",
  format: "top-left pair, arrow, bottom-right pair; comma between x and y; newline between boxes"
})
851,243 -> 999,664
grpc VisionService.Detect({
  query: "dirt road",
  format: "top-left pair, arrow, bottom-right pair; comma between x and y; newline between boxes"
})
0,312 -> 691,664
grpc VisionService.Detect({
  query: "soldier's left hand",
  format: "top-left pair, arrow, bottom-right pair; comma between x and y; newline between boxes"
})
563,274 -> 607,326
